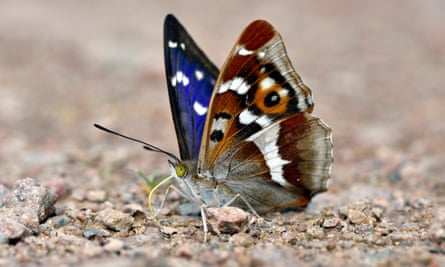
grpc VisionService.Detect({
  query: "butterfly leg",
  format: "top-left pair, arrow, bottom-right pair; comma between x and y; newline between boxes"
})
151,184 -> 195,220
222,193 -> 260,217
153,184 -> 174,218
199,204 -> 209,242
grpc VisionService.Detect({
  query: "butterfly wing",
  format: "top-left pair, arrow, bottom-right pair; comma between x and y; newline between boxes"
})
197,20 -> 333,208
164,14 -> 219,161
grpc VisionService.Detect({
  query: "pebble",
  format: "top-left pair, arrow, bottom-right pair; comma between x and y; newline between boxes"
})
348,209 -> 367,225
229,232 -> 254,247
71,189 -> 86,201
104,238 -> 127,252
322,217 -> 340,228
10,178 -> 57,222
326,239 -> 336,251
47,215 -> 71,228
372,206 -> 385,221
428,227 -> 445,244
295,223 -> 308,232
206,206 -> 249,235
306,225 -> 325,239
86,190 -> 107,203
0,178 -> 57,235
160,226 -> 178,237
95,208 -> 134,232
0,232 -> 7,244
83,227 -> 102,239
390,231 -> 414,243
43,178 -> 72,201
0,184 -> 11,207
0,218 -> 31,241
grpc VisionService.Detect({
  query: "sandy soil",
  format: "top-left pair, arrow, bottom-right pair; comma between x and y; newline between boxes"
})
0,1 -> 444,266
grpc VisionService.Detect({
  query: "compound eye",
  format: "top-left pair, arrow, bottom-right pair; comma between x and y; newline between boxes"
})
175,163 -> 187,178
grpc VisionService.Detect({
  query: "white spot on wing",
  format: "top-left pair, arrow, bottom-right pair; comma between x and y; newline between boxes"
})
195,70 -> 204,80
172,71 -> 190,87
168,41 -> 178,48
256,115 -> 271,128
258,50 -> 266,59
218,77 -> 250,95
193,101 -> 207,116
247,124 -> 292,187
238,47 -> 253,56
236,79 -> 250,94
218,81 -> 230,94
260,77 -> 276,90
180,43 -> 185,50
239,109 -> 257,125
231,77 -> 244,90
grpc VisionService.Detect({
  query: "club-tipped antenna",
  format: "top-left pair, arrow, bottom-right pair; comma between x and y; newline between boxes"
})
94,123 -> 180,163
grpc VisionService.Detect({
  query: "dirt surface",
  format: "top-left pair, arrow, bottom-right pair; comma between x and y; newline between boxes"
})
1,1 -> 444,266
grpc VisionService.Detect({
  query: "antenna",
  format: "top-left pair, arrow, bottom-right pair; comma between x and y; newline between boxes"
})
94,123 -> 180,162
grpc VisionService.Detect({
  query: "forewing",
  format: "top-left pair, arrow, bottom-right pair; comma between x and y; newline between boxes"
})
164,14 -> 219,161
198,20 -> 315,173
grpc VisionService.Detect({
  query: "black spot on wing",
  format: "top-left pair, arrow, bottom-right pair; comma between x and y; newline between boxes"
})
214,112 -> 232,120
210,130 -> 224,142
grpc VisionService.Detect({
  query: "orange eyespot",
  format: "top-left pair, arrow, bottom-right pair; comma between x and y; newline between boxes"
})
175,164 -> 187,178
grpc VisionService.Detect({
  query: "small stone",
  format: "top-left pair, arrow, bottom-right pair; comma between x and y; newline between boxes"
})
95,208 -> 134,232
122,203 -> 145,216
282,231 -> 298,244
295,223 -> 308,232
0,178 -> 57,233
160,226 -> 177,237
322,217 -> 340,228
177,243 -> 196,259
326,239 -> 336,251
71,189 -> 85,201
0,218 -> 31,242
82,227 -> 101,239
390,231 -> 414,243
86,190 -> 107,203
372,206 -> 385,221
340,240 -> 354,249
0,232 -> 7,244
82,226 -> 111,239
47,215 -> 71,228
307,224 -> 325,239
428,225 -> 445,244
348,209 -> 367,225
207,206 -> 249,235
0,184 -> 11,207
229,232 -> 254,247
9,178 -> 57,223
38,223 -> 53,235
43,178 -> 72,201
104,238 -> 127,252
338,206 -> 349,220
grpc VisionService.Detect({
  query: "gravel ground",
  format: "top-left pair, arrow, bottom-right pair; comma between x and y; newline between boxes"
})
1,1 -> 444,266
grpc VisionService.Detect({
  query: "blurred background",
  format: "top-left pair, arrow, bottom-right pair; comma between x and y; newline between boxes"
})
0,1 -> 444,198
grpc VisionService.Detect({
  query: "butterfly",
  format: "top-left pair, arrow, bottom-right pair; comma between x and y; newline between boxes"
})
96,14 -> 333,239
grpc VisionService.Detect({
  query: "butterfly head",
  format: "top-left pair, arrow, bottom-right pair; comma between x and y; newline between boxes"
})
168,159 -> 188,180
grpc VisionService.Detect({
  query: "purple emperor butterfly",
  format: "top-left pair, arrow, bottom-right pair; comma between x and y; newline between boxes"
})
96,14 -> 333,237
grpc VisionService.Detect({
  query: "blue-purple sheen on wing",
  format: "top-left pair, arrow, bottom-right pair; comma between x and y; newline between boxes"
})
164,14 -> 219,161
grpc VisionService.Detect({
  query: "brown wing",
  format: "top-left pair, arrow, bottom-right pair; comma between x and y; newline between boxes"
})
198,20 -> 316,176
213,113 -> 333,192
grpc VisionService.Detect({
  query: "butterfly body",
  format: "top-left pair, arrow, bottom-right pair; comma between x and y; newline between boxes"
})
164,15 -> 333,215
